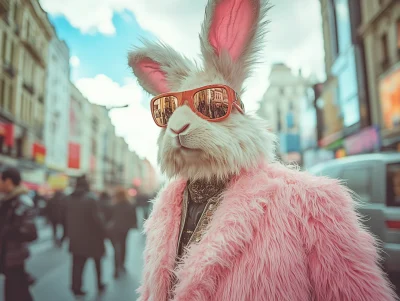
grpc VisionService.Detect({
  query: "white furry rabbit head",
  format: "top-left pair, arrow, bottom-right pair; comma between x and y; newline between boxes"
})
128,0 -> 276,181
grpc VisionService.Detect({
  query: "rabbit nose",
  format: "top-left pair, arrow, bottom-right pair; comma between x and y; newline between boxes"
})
170,123 -> 190,135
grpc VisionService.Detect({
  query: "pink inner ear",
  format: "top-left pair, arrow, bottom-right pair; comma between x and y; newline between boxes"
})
135,58 -> 170,94
208,0 -> 256,62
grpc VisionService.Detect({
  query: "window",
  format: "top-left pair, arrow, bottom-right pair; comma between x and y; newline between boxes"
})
7,82 -> 13,112
13,3 -> 18,23
26,21 -> 30,39
277,108 -> 282,131
2,31 -> 7,62
328,0 -> 339,57
341,167 -> 372,201
381,33 -> 389,66
0,78 -> 5,108
10,40 -> 14,67
334,0 -> 352,54
397,19 -> 400,49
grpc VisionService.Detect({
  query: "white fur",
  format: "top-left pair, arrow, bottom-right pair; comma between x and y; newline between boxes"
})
128,0 -> 276,181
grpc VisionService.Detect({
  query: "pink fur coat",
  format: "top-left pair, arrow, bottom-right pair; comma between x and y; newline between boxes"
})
137,160 -> 396,301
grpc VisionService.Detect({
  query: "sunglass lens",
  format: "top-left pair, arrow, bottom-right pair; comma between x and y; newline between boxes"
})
152,96 -> 178,126
193,88 -> 229,119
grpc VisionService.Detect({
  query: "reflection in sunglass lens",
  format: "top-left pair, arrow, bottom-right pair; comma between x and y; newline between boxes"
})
152,96 -> 178,126
193,88 -> 229,119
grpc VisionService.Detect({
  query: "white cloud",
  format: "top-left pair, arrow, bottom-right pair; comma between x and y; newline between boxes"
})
40,0 -> 325,108
74,75 -> 161,170
69,55 -> 80,68
41,0 -> 326,167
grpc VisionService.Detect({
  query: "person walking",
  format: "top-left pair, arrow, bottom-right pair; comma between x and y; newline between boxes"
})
45,189 -> 66,246
64,175 -> 106,297
98,191 -> 112,223
136,189 -> 150,221
107,187 -> 137,279
0,168 -> 37,301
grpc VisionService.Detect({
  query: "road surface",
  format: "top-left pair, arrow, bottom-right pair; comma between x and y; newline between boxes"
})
0,211 -> 147,301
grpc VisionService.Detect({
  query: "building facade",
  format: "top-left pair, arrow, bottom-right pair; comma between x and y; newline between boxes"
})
67,82 -> 91,180
359,0 -> 400,151
319,0 -> 380,159
0,0 -> 158,193
0,0 -> 54,186
44,37 -> 70,172
299,83 -> 336,168
257,63 -> 311,164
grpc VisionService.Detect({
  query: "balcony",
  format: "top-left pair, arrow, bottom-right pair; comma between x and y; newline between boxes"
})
2,62 -> 15,78
0,0 -> 10,17
22,38 -> 45,68
23,82 -> 34,95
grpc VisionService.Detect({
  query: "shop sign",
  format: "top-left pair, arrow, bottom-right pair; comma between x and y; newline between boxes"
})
343,126 -> 380,156
335,148 -> 346,159
47,174 -> 69,190
32,143 -> 46,164
380,65 -> 400,130
0,123 -> 15,146
68,142 -> 81,169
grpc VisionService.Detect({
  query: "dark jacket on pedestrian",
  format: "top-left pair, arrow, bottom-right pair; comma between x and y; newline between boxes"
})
0,186 -> 38,273
45,191 -> 66,224
107,188 -> 137,237
98,192 -> 113,223
108,203 -> 137,237
136,193 -> 149,207
65,179 -> 106,259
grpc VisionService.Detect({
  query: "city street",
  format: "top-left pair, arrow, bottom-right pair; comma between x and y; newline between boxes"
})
29,230 -> 145,301
0,215 -> 146,301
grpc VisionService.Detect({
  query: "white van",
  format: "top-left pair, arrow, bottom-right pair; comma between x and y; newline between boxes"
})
308,153 -> 400,289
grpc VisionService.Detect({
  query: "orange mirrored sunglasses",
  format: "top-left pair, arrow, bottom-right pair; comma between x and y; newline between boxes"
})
150,84 -> 245,128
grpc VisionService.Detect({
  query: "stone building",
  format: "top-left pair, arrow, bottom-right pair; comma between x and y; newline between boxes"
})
0,0 -> 54,186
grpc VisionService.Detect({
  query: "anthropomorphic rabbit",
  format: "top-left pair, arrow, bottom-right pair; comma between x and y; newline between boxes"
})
128,0 -> 397,300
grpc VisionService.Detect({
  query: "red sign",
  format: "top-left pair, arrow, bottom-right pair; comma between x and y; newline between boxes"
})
32,143 -> 46,164
0,123 -> 6,136
0,123 -> 15,146
5,124 -> 14,146
68,142 -> 81,169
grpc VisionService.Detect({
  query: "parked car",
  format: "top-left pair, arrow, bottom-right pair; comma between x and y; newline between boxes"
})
307,153 -> 400,284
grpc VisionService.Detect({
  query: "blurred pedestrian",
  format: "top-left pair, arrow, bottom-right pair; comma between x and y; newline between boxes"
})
136,188 -> 151,221
98,191 -> 112,223
64,175 -> 106,297
107,187 -> 137,278
0,167 -> 37,301
45,189 -> 66,247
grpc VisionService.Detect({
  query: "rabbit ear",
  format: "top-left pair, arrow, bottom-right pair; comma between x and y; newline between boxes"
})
128,39 -> 194,96
200,0 -> 270,90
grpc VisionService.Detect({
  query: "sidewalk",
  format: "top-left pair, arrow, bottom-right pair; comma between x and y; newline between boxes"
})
0,208 -> 148,301
29,230 -> 145,301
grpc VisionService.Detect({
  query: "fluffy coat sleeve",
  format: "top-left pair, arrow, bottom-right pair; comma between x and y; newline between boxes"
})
304,179 -> 397,301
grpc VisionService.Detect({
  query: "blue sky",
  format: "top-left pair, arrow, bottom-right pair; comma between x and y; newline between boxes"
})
40,0 -> 325,168
49,12 -> 154,85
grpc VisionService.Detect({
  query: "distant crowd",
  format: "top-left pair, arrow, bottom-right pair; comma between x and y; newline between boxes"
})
0,168 -> 155,301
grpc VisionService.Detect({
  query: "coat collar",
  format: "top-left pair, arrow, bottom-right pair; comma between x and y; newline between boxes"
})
172,161 -> 274,300
142,160 -> 282,301
1,185 -> 28,202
